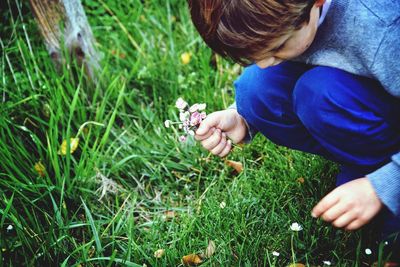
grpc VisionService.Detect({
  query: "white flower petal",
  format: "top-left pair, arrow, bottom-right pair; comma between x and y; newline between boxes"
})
272,251 -> 280,257
365,248 -> 372,255
290,222 -> 303,231
189,104 -> 199,113
198,103 -> 206,111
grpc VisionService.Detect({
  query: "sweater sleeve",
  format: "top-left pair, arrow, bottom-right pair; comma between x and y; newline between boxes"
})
367,154 -> 400,216
367,20 -> 400,216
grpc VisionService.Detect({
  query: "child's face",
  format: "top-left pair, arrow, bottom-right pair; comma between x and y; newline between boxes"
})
256,3 -> 321,68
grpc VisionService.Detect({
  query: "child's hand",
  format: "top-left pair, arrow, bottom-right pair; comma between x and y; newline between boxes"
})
195,109 -> 247,157
311,177 -> 383,230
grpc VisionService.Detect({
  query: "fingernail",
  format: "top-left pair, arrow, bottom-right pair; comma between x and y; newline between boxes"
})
311,212 -> 317,218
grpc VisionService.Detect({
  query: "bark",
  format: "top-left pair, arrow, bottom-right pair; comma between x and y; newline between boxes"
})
29,0 -> 100,82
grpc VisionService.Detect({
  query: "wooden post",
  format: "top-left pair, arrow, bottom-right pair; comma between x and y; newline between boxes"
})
29,0 -> 100,82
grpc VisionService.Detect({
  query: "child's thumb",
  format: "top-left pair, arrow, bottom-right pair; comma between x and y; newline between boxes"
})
196,114 -> 219,135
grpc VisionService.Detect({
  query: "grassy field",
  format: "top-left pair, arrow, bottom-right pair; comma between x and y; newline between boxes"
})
0,0 -> 387,266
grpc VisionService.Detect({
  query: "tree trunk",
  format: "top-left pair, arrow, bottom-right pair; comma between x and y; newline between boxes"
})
29,0 -> 100,82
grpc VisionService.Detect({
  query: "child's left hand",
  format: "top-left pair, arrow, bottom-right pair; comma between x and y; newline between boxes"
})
311,177 -> 383,230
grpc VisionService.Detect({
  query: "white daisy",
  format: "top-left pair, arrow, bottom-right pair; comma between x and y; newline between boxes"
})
290,222 -> 303,231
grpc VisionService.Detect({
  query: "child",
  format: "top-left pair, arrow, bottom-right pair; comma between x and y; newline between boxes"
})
188,0 -> 400,259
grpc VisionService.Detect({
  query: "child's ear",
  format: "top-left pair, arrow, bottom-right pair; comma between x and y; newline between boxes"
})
315,0 -> 326,8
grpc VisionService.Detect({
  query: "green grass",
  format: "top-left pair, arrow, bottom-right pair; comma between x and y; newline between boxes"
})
0,0 -> 389,266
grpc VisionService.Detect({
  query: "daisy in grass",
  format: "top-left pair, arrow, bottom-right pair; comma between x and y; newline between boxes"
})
290,222 -> 303,231
165,97 -> 207,142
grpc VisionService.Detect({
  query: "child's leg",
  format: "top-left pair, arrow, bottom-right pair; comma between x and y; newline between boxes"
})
235,62 -> 400,256
292,66 -> 400,257
292,66 -> 400,181
235,61 -> 338,160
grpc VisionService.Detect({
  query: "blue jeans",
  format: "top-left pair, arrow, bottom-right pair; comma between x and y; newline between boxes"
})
235,61 -> 400,241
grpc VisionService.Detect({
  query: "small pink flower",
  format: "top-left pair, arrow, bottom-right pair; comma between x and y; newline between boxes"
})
175,97 -> 188,110
179,135 -> 187,142
190,111 -> 202,126
200,112 -> 207,119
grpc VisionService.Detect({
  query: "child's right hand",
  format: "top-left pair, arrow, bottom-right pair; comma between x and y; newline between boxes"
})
195,109 -> 248,157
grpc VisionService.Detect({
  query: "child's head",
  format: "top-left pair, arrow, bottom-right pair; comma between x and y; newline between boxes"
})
188,0 -> 324,68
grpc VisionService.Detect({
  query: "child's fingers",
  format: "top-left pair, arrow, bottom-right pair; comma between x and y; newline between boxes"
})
218,139 -> 232,157
345,219 -> 364,231
320,201 -> 347,222
210,133 -> 227,155
201,128 -> 222,151
311,191 -> 340,218
195,127 -> 215,141
196,113 -> 221,135
332,212 -> 357,228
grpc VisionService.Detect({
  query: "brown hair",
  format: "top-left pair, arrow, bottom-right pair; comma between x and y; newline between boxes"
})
188,0 -> 316,65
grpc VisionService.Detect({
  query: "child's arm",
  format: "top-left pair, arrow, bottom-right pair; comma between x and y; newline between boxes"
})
195,109 -> 248,157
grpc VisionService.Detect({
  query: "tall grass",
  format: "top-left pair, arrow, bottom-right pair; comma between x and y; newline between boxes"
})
0,0 -> 387,265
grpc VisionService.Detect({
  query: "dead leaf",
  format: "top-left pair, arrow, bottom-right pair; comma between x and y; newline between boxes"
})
58,137 -> 79,155
297,177 -> 305,184
205,240 -> 216,258
225,160 -> 243,173
182,254 -> 204,266
288,264 -> 306,267
34,161 -> 46,177
154,249 -> 165,258
372,262 -> 400,267
163,210 -> 177,221
88,246 -> 95,258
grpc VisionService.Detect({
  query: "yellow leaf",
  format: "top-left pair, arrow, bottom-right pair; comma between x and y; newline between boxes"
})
181,52 -> 192,65
34,161 -> 46,177
154,249 -> 165,258
182,254 -> 203,266
225,160 -> 243,173
288,264 -> 306,267
58,137 -> 80,155
297,177 -> 305,184
204,240 -> 216,258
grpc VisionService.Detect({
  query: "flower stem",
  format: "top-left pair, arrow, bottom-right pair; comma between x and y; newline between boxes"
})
291,234 -> 296,264
76,121 -> 105,138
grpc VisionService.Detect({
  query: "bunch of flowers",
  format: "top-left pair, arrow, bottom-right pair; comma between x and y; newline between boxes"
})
164,97 -> 207,142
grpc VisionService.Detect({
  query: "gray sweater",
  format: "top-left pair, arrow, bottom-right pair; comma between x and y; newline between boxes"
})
294,0 -> 400,217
